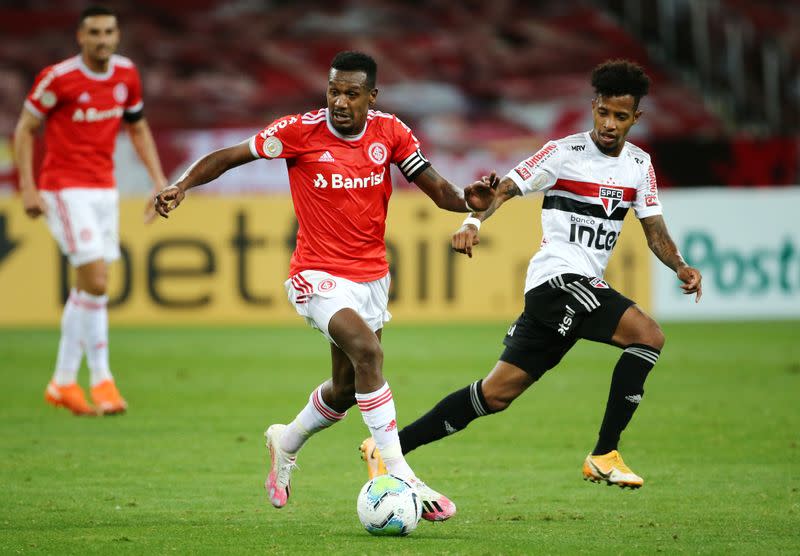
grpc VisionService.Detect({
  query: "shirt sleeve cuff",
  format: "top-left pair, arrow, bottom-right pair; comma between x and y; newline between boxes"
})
24,100 -> 44,119
504,169 -> 530,194
635,206 -> 663,219
124,100 -> 144,114
248,136 -> 260,159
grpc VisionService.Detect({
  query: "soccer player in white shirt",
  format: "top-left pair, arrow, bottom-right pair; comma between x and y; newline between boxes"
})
361,60 -> 702,490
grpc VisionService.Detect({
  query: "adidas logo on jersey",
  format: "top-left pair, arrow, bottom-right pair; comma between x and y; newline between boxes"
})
318,151 -> 335,162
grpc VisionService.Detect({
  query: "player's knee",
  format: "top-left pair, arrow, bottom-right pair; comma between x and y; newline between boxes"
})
351,340 -> 384,374
651,325 -> 665,351
82,276 -> 107,296
622,310 -> 665,351
641,320 -> 665,351
78,268 -> 108,295
481,385 -> 515,413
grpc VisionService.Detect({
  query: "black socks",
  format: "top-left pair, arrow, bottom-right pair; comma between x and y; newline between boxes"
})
399,379 -> 492,454
593,344 -> 660,455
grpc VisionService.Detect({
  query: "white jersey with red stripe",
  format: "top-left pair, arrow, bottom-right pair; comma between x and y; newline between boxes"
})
505,131 -> 663,292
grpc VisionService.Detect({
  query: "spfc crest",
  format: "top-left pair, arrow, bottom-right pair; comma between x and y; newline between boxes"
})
589,277 -> 609,289
599,186 -> 623,216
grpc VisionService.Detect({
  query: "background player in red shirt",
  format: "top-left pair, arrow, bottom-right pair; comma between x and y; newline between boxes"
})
155,51 -> 497,521
13,6 -> 168,416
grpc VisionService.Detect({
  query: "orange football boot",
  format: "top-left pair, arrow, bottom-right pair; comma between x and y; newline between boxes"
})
583,450 -> 644,489
91,379 -> 128,415
45,381 -> 96,416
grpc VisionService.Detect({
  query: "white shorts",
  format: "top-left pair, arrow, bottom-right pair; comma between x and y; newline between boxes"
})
285,270 -> 392,343
41,188 -> 120,267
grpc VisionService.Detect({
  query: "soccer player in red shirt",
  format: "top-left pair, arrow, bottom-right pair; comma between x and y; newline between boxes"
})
13,6 -> 168,416
155,51 -> 496,521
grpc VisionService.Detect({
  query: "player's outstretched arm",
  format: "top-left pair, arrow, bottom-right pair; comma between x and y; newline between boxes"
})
452,176 -> 522,258
154,141 -> 255,218
640,215 -> 703,302
412,166 -> 498,213
13,108 -> 46,219
125,118 -> 168,224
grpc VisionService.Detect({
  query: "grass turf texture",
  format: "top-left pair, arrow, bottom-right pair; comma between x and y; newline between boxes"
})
1,322 -> 798,555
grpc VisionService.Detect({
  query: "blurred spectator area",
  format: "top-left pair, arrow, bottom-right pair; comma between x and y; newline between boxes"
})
602,0 -> 799,133
0,0 -> 797,189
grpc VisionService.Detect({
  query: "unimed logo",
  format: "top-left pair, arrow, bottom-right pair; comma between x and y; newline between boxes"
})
683,231 -> 799,294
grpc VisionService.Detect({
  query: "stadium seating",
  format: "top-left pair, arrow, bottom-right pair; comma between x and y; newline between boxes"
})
1,0 -> 796,190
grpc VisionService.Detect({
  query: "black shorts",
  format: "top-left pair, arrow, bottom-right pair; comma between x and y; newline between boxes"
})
500,274 -> 635,380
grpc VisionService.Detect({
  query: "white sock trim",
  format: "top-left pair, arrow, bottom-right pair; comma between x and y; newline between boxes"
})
355,382 -> 392,412
311,386 -> 346,421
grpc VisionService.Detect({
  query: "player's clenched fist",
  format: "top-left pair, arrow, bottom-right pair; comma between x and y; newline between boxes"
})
463,172 -> 498,212
452,223 -> 480,258
154,185 -> 185,218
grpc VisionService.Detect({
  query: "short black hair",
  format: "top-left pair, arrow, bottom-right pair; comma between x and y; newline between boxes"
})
330,51 -> 377,89
79,5 -> 116,26
591,60 -> 650,108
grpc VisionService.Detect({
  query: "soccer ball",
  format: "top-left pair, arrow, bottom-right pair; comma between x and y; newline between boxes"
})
356,474 -> 422,536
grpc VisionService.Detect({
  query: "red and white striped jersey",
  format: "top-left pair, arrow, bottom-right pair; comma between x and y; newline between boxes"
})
24,54 -> 144,190
249,108 -> 430,282
506,131 -> 662,292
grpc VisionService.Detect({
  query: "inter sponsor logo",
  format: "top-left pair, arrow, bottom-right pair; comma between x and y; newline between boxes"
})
313,168 -> 385,189
599,186 -> 624,216
72,106 -> 123,122
570,214 -> 596,226
569,221 -> 619,251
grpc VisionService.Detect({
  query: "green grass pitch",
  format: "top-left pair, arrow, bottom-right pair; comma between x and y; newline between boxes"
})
1,321 -> 798,554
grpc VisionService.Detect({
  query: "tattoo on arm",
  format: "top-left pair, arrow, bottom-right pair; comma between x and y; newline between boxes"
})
475,178 -> 521,222
414,166 -> 466,211
641,216 -> 686,272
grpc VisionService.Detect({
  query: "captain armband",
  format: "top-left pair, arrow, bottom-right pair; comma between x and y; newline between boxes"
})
123,107 -> 144,123
398,148 -> 430,181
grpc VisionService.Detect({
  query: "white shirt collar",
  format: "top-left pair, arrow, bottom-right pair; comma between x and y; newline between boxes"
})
325,108 -> 368,141
77,54 -> 115,81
